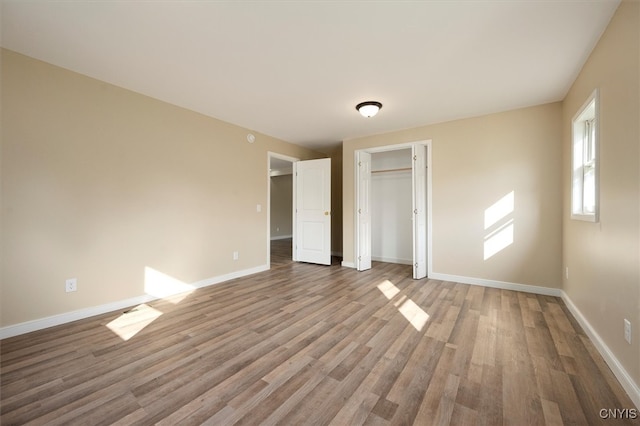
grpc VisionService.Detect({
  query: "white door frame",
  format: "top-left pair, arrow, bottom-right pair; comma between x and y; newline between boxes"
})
355,151 -> 372,271
267,152 -> 299,267
354,140 -> 433,277
412,143 -> 428,279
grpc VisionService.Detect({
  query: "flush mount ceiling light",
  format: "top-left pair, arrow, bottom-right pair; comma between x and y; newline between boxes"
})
356,101 -> 382,118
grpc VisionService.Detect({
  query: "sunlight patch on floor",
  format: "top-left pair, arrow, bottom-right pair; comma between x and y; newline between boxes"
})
378,280 -> 429,331
377,279 -> 400,299
397,298 -> 430,331
106,304 -> 162,341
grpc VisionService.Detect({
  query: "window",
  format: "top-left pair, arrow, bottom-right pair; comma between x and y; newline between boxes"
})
571,89 -> 599,222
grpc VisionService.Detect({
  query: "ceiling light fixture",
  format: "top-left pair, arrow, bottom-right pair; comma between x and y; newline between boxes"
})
356,101 -> 382,118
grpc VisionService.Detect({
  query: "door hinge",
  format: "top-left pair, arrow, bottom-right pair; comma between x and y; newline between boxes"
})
414,209 -> 418,214
358,208 -> 362,214
358,256 -> 362,261
413,155 -> 417,161
358,161 -> 362,167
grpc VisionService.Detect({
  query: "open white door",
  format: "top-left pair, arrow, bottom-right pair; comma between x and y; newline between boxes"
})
412,145 -> 427,279
356,151 -> 372,271
293,158 -> 331,265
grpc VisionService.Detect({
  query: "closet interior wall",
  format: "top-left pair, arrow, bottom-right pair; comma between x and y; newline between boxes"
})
371,149 -> 413,265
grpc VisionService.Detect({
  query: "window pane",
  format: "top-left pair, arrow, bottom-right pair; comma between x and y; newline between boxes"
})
584,119 -> 595,163
583,167 -> 596,214
571,90 -> 598,221
589,119 -> 596,161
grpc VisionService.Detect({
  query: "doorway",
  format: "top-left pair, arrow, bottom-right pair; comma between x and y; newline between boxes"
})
355,141 -> 432,279
268,153 -> 297,268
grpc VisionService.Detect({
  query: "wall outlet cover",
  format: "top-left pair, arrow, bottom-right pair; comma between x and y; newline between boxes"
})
65,278 -> 77,293
624,319 -> 631,344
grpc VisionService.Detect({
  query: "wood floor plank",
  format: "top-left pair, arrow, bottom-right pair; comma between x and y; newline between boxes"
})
329,388 -> 379,426
389,337 -> 446,424
257,343 -> 356,425
476,364 -> 503,426
450,402 -> 480,426
541,398 -> 565,426
1,245 -> 637,425
501,297 -> 547,426
413,342 -> 458,425
549,365 -> 589,425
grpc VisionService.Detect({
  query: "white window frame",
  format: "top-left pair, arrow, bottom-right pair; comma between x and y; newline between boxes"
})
571,89 -> 599,222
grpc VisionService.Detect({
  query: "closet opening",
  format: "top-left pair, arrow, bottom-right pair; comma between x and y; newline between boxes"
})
371,149 -> 413,265
355,141 -> 432,279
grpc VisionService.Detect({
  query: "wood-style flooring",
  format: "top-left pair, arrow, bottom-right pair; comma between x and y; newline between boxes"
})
1,241 -> 637,425
269,238 -> 295,269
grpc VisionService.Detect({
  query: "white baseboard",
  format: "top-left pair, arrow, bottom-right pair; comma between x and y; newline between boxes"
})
0,264 -> 269,340
341,257 -> 411,268
372,256 -> 412,265
190,264 -> 268,289
270,235 -> 292,241
0,294 -> 157,340
428,272 -> 562,297
560,291 -> 640,409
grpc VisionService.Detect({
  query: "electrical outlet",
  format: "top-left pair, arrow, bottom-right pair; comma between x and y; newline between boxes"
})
65,278 -> 77,293
233,251 -> 239,261
624,319 -> 631,344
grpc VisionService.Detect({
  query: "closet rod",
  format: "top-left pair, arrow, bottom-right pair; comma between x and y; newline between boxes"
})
371,167 -> 412,174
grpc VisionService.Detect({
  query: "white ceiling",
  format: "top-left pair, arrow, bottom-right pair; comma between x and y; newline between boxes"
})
1,0 -> 620,152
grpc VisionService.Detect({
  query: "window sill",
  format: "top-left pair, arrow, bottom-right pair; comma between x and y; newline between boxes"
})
571,213 -> 598,223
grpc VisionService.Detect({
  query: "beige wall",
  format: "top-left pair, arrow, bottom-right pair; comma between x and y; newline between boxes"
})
562,2 -> 640,386
1,49 -> 323,327
343,102 -> 563,288
270,175 -> 293,239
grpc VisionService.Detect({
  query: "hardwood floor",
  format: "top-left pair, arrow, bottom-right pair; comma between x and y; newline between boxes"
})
1,251 -> 637,424
270,238 -> 294,269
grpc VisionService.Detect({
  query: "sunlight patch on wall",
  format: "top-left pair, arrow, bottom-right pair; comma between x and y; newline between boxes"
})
484,220 -> 514,260
484,191 -> 514,229
377,280 -> 429,331
484,191 -> 515,260
144,267 -> 195,304
106,304 -> 162,341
